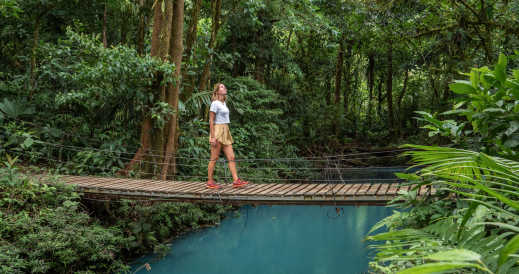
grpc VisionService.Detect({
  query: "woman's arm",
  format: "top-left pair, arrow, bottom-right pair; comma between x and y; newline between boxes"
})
209,111 -> 216,146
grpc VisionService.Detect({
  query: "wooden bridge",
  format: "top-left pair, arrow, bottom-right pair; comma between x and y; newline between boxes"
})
45,175 -> 434,205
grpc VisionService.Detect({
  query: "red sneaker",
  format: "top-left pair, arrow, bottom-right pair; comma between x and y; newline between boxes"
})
233,178 -> 249,188
206,180 -> 221,189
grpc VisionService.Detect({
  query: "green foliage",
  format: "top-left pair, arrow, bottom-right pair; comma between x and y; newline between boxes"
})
0,165 -> 229,273
0,166 -> 129,273
418,54 -> 519,158
367,146 -> 519,273
98,200 -> 229,256
36,28 -> 174,123
367,57 -> 519,273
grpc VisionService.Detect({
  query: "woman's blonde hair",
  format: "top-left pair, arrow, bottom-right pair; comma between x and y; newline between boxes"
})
211,82 -> 226,102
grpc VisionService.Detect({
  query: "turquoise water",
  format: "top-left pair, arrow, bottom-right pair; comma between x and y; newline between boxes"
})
132,205 -> 392,274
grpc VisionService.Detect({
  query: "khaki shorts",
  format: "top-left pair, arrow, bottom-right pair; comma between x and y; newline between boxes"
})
210,124 -> 233,145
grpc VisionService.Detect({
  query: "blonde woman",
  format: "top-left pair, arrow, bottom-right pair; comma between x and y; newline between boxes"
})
206,83 -> 249,189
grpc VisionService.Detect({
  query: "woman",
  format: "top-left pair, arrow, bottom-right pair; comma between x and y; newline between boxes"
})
207,83 -> 249,189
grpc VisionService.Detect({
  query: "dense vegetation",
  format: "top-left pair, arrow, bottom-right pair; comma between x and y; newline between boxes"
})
366,56 -> 519,273
0,161 -> 229,273
1,0 -> 519,273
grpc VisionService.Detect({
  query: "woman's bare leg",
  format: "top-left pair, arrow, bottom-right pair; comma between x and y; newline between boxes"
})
208,141 -> 222,181
222,144 -> 238,182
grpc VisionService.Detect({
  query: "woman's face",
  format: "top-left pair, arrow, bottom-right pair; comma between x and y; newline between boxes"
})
218,84 -> 227,95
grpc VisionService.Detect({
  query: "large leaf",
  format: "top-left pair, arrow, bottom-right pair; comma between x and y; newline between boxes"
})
426,249 -> 481,262
450,80 -> 476,94
498,234 -> 519,267
495,54 -> 508,85
398,262 -> 484,274
0,98 -> 35,118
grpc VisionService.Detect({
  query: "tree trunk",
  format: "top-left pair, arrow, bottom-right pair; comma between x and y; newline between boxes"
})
343,41 -> 353,113
119,116 -> 152,174
150,0 -> 173,59
325,75 -> 332,105
161,0 -> 184,180
397,69 -> 409,136
152,0 -> 173,163
367,54 -> 374,128
397,69 -> 409,111
126,0 -> 173,176
185,0 -> 201,60
29,16 -> 41,96
386,41 -> 394,135
333,39 -> 344,135
198,0 -> 222,92
136,0 -> 146,55
103,2 -> 108,48
377,75 -> 383,119
334,40 -> 344,104
181,0 -> 202,100
120,13 -> 128,45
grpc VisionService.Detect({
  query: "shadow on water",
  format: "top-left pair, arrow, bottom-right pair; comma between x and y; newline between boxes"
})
132,205 -> 393,274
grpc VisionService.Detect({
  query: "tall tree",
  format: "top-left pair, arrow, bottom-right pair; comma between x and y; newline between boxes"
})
181,0 -> 202,100
161,0 -> 184,180
124,0 -> 173,174
198,0 -> 222,92
386,40 -> 394,134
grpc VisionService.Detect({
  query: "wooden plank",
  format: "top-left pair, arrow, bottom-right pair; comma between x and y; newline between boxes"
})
315,184 -> 335,195
90,178 -> 160,191
355,184 -> 372,196
145,181 -> 183,193
247,183 -> 282,196
345,184 -> 362,195
258,184 -> 287,196
106,179 -> 162,192
386,183 -> 400,195
305,184 -> 329,196
122,180 -> 188,193
113,179 -> 165,192
181,183 -> 213,194
103,178 -> 153,189
336,184 -> 355,195
274,184 -> 306,196
159,181 -> 202,193
223,183 -> 254,195
65,176 -> 112,187
108,179 -> 165,192
60,176 -> 98,186
293,184 -> 320,195
282,184 -> 309,196
171,182 -> 205,193
268,184 -> 298,196
328,184 -> 347,196
240,183 -> 278,195
223,183 -> 262,195
76,177 -> 128,189
366,184 -> 381,195
216,184 -> 240,195
376,184 -> 389,196
226,183 -> 265,195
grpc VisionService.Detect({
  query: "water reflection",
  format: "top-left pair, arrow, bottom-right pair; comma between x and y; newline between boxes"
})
133,205 -> 392,274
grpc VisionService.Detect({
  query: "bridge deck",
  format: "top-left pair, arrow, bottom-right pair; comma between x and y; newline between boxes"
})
48,175 -> 433,205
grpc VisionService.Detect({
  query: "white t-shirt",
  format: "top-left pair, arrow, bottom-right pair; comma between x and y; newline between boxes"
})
209,100 -> 230,124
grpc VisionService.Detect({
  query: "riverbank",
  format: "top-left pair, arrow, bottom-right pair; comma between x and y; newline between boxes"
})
0,167 -> 231,273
